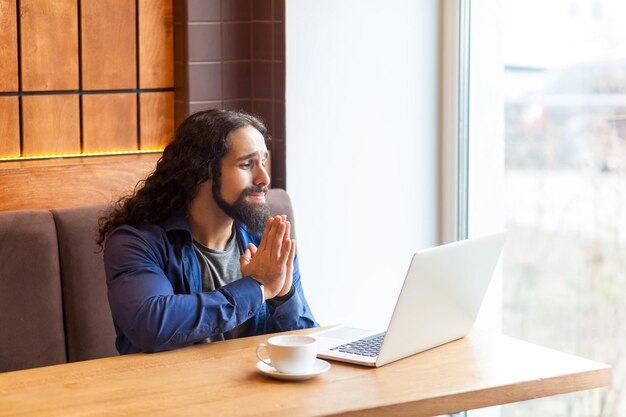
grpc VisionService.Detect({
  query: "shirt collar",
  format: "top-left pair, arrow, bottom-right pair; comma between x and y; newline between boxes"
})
161,212 -> 256,245
161,211 -> 191,234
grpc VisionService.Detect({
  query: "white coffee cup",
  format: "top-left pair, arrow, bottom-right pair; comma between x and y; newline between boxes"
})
256,335 -> 318,374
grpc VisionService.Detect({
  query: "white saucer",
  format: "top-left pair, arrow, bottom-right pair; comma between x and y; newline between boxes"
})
256,359 -> 331,381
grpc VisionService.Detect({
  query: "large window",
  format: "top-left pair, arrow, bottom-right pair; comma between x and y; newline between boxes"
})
470,0 -> 626,416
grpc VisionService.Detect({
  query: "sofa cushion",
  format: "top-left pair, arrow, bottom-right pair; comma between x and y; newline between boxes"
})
0,210 -> 67,372
52,205 -> 118,362
267,189 -> 296,238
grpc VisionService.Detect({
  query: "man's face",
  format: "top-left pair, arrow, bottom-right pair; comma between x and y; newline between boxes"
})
213,125 -> 271,233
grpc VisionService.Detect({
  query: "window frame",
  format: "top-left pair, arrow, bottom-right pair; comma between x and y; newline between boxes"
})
439,0 -> 472,244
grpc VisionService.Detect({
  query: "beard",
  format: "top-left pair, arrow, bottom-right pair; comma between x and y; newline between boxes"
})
213,184 -> 271,234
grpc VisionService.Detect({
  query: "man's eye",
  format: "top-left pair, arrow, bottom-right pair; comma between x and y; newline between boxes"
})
240,162 -> 252,169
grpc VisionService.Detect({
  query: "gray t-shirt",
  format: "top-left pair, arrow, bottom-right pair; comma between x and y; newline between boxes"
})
192,229 -> 252,342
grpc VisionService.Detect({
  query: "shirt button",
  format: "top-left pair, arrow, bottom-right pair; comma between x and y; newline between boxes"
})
214,328 -> 220,333
248,310 -> 254,316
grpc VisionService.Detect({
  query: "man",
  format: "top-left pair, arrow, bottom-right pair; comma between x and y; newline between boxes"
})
97,109 -> 318,354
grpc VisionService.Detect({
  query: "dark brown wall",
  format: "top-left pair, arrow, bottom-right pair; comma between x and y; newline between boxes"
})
173,0 -> 286,189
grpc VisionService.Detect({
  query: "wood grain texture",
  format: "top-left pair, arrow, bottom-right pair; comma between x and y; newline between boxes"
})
21,95 -> 80,156
0,154 -> 160,211
139,0 -> 174,89
20,0 -> 78,91
82,93 -> 138,153
0,97 -> 20,157
81,0 -> 137,89
0,329 -> 611,417
139,91 -> 174,150
0,0 -> 18,92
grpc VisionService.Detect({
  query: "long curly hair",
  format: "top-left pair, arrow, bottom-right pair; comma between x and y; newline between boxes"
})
96,108 -> 268,248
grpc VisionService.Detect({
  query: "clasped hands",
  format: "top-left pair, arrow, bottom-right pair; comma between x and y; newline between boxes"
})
240,215 -> 295,300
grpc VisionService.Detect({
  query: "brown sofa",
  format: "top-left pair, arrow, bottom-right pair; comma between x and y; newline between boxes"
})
0,189 -> 295,373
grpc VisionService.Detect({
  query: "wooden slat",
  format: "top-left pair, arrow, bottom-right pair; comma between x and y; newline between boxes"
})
20,0 -> 78,91
139,0 -> 174,89
0,0 -> 18,92
0,97 -> 20,157
139,91 -> 174,150
82,94 -> 138,153
81,0 -> 137,90
21,95 -> 80,156
0,154 -> 160,211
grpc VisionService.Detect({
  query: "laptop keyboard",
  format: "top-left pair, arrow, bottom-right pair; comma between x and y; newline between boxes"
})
330,332 -> 386,357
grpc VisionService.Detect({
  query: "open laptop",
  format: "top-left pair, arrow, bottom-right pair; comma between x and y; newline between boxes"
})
313,231 -> 506,367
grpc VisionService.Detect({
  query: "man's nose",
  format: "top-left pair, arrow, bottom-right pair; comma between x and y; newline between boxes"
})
255,164 -> 271,187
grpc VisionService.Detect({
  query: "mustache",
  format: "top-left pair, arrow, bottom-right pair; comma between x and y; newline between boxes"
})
242,186 -> 268,196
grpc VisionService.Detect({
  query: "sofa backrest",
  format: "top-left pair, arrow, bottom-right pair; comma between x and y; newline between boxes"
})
52,205 -> 118,363
267,189 -> 296,238
0,210 -> 67,372
0,189 -> 296,372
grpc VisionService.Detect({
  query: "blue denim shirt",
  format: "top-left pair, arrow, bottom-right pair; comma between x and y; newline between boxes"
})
104,212 -> 318,354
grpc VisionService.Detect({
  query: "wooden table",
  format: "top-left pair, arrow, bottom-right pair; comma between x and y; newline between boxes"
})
0,328 -> 610,417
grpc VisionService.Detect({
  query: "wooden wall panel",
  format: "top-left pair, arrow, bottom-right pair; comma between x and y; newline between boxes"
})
0,0 -> 18,92
0,97 -> 20,157
0,154 -> 160,211
22,95 -> 80,156
139,92 -> 174,150
81,0 -> 137,90
83,94 -> 137,152
20,0 -> 78,91
139,0 -> 174,89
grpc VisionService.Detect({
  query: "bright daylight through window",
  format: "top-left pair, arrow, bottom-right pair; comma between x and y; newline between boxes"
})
471,0 -> 626,416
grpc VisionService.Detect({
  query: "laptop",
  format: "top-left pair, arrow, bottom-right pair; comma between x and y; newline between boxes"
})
313,231 -> 506,367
